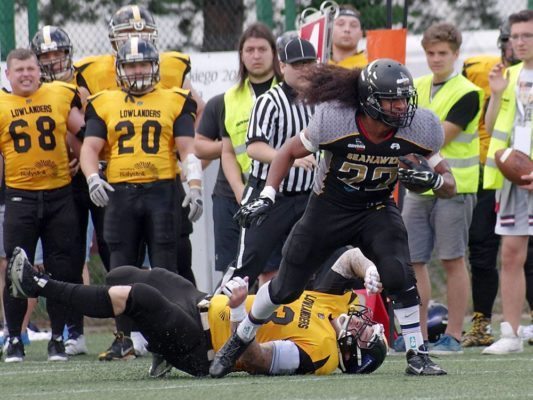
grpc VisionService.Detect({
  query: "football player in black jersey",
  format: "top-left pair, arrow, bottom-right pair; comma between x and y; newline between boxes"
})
210,59 -> 456,377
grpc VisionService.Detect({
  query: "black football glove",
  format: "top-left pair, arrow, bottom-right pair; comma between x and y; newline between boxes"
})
233,196 -> 274,228
398,154 -> 444,191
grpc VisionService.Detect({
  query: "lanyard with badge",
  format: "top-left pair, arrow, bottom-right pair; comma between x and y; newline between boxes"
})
514,81 -> 533,156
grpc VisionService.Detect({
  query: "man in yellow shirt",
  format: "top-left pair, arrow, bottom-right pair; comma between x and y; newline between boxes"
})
328,5 -> 367,69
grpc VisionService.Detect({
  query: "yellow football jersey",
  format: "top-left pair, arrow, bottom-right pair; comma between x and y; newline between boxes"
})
329,52 -> 368,69
0,82 -> 78,190
85,87 -> 195,183
208,290 -> 357,375
75,51 -> 191,95
462,55 -> 501,164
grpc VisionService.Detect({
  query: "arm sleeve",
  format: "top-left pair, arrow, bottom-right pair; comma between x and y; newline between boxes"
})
173,95 -> 197,138
84,102 -> 107,140
445,91 -> 480,129
247,93 -> 277,145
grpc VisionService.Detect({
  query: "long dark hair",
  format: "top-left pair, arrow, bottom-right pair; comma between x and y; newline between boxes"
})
237,22 -> 282,88
298,64 -> 362,107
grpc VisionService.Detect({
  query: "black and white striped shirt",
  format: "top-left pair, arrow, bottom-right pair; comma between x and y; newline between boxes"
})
246,82 -> 316,193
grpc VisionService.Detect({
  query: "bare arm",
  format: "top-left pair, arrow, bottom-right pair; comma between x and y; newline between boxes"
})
221,137 -> 245,203
194,133 -> 222,160
485,63 -> 509,134
441,121 -> 463,147
432,156 -> 456,198
265,132 -> 312,190
80,137 -> 106,178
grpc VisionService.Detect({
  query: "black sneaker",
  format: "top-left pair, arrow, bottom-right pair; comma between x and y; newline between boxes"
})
8,247 -> 48,299
98,332 -> 135,361
149,353 -> 173,378
4,336 -> 25,363
209,332 -> 251,378
48,336 -> 68,361
405,349 -> 447,375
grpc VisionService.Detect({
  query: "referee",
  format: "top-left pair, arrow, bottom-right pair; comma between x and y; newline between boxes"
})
226,37 -> 318,287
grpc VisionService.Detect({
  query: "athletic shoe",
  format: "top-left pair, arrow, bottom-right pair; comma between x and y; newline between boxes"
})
462,312 -> 494,347
430,334 -> 463,355
4,337 -> 25,363
65,334 -> 88,356
149,353 -> 173,378
405,349 -> 447,375
131,331 -> 149,356
209,332 -> 252,378
8,247 -> 48,298
48,336 -> 68,361
98,332 -> 135,361
482,322 -> 523,355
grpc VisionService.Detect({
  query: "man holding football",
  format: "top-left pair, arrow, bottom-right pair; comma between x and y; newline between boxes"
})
483,9 -> 533,354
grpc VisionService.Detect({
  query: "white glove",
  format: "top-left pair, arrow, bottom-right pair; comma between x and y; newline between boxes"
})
364,266 -> 382,295
222,276 -> 248,298
222,276 -> 249,322
182,187 -> 203,222
87,173 -> 114,207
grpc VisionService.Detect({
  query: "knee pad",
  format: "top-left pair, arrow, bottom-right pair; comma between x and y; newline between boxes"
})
389,286 -> 420,309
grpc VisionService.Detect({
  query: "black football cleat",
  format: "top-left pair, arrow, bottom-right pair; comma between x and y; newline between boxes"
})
405,349 -> 447,376
209,332 -> 251,378
149,353 -> 173,378
8,247 -> 48,299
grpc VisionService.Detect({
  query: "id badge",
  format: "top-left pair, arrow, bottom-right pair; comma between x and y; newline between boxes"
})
513,125 -> 532,155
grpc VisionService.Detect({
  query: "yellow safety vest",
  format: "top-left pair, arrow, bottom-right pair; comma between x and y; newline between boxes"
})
484,63 -> 533,189
223,78 -> 276,176
415,74 -> 483,193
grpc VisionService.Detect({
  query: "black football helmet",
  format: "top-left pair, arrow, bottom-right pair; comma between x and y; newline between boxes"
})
116,37 -> 160,94
30,25 -> 73,82
358,58 -> 417,129
108,5 -> 158,52
427,302 -> 448,343
336,304 -> 388,374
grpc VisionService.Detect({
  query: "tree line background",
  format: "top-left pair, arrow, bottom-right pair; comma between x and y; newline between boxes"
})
7,0 -> 526,56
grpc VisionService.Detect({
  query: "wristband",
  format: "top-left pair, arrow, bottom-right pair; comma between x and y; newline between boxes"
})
230,303 -> 247,322
260,185 -> 277,203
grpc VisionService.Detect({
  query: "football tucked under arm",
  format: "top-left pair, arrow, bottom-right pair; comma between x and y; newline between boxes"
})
397,153 -> 443,193
495,148 -> 533,186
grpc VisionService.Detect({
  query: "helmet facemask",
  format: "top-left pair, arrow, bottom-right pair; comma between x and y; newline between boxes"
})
37,50 -> 73,82
109,5 -> 158,52
336,304 -> 387,374
115,37 -> 160,95
31,26 -> 74,83
364,88 -> 418,129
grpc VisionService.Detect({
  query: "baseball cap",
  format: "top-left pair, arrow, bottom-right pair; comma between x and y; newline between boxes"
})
279,38 -> 317,64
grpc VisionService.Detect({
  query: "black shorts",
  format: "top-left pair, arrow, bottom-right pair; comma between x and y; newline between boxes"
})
270,193 -> 414,304
106,266 -> 211,376
105,179 -> 178,271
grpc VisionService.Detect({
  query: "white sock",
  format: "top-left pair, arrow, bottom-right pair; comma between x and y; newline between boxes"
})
394,305 -> 425,352
236,282 -> 278,343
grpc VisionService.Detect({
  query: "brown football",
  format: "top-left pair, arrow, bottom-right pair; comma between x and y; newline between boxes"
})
398,153 -> 425,170
494,148 -> 533,186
